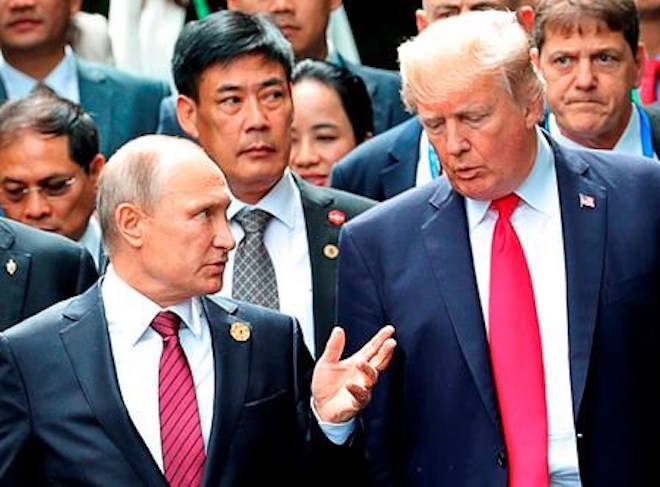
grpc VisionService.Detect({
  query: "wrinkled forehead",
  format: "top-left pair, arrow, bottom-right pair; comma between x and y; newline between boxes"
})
544,16 -> 624,41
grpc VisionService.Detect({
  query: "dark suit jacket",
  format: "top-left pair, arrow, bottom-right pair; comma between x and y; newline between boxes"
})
0,218 -> 97,331
156,57 -> 410,139
331,53 -> 411,136
293,175 -> 374,356
0,56 -> 169,157
0,287 -> 360,486
336,139 -> 660,486
331,116 -> 422,201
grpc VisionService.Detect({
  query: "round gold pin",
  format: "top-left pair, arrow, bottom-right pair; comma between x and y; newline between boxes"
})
323,244 -> 339,259
230,322 -> 251,342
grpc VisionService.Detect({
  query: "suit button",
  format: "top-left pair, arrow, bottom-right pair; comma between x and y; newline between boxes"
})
496,451 -> 507,468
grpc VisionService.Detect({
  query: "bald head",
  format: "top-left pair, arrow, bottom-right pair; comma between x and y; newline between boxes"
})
97,135 -> 223,253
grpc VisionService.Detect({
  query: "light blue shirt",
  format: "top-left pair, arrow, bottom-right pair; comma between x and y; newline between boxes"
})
0,47 -> 80,103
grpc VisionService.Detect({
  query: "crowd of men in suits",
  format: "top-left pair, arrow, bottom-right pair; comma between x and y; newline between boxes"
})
0,0 -> 659,485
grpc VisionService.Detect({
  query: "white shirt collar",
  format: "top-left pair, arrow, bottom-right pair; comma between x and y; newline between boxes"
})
78,215 -> 103,268
0,46 -> 79,103
101,265 -> 204,347
227,169 -> 298,230
547,103 -> 653,158
465,127 -> 556,230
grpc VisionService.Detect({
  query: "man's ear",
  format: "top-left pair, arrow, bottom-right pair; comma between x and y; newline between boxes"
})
634,42 -> 647,88
516,6 -> 535,35
115,203 -> 146,249
415,9 -> 430,33
88,154 -> 106,188
530,46 -> 541,71
177,94 -> 200,140
70,0 -> 82,16
329,0 -> 343,11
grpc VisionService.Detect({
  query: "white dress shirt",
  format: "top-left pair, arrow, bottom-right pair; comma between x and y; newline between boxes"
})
466,129 -> 581,486
0,46 -> 80,103
548,105 -> 658,159
102,266 -> 215,471
211,170 -> 316,356
79,215 -> 103,270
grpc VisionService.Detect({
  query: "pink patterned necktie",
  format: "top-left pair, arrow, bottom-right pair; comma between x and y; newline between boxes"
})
488,195 -> 549,487
151,311 -> 206,487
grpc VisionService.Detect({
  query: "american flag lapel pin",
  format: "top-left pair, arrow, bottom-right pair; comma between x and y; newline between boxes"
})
579,193 -> 596,209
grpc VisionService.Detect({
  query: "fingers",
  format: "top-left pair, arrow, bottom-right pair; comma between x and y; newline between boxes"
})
318,326 -> 345,364
356,360 -> 378,388
346,382 -> 372,408
369,337 -> 397,372
358,325 -> 395,363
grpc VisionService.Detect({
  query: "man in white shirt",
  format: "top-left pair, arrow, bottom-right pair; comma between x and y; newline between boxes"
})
532,0 -> 660,159
0,135 -> 395,485
0,0 -> 169,157
337,10 -> 660,486
0,88 -> 106,269
174,11 -> 374,358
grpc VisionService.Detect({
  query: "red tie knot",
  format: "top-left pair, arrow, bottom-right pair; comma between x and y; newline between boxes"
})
150,311 -> 181,339
491,194 -> 520,221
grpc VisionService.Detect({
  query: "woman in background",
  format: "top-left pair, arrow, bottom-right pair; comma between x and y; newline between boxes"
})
290,60 -> 373,186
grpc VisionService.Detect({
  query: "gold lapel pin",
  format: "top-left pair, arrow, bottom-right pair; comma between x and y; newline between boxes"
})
323,244 -> 339,260
230,322 -> 251,342
5,258 -> 17,276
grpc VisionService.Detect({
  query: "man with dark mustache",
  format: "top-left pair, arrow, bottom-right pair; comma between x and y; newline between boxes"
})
532,0 -> 660,158
173,10 -> 374,359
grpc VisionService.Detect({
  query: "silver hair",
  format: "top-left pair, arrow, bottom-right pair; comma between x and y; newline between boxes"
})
399,10 -> 543,112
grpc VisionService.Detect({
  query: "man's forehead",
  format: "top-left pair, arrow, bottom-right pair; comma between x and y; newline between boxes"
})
200,56 -> 288,89
544,17 -> 626,44
425,0 -> 513,11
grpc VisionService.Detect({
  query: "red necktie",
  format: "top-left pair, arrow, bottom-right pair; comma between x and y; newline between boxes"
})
151,311 -> 206,487
488,195 -> 549,487
640,58 -> 660,104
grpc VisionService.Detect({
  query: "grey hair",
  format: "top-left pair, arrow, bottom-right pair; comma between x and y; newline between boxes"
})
96,137 -> 167,254
399,10 -> 543,112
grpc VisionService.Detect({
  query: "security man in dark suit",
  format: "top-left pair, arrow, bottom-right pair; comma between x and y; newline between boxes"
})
174,11 -> 375,357
0,216 -> 97,331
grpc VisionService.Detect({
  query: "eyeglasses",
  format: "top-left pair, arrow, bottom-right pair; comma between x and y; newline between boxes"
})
1,176 -> 77,204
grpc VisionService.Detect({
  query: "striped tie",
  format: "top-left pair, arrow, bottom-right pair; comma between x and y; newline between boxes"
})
151,311 -> 206,487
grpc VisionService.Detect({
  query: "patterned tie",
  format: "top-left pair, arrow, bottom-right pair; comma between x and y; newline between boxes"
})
488,195 -> 549,487
151,311 -> 206,487
232,209 -> 280,309
640,58 -> 660,105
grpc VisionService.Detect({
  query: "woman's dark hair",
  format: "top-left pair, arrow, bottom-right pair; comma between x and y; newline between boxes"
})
292,59 -> 374,144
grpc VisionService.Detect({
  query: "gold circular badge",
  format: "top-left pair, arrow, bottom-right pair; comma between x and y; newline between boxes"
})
323,244 -> 339,260
230,322 -> 251,342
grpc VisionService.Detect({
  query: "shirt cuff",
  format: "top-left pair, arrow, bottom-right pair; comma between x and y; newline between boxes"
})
310,398 -> 356,445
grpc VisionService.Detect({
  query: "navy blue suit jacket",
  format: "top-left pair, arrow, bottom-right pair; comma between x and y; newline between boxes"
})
337,139 -> 660,486
0,287 -> 360,485
330,117 -> 422,201
0,218 -> 97,331
0,57 -> 169,157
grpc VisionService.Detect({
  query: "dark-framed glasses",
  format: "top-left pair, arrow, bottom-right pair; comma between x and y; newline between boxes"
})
1,175 -> 78,204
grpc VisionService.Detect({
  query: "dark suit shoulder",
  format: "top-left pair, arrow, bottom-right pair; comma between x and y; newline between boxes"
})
296,175 -> 375,217
0,218 -> 89,258
346,61 -> 401,87
77,58 -> 169,96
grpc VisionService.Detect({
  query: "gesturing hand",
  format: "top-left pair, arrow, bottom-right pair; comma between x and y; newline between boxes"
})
311,325 -> 396,423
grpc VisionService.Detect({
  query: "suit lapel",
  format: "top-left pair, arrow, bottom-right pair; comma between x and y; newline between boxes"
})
553,143 -> 606,418
382,118 -> 422,198
0,223 -> 29,331
76,58 -> 113,156
295,176 -> 337,356
59,286 -> 167,487
201,298 -> 251,487
421,182 -> 500,428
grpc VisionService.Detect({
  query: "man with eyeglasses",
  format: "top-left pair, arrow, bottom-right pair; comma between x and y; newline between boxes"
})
0,87 -> 106,269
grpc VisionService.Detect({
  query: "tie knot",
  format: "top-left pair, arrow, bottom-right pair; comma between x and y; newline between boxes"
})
151,311 -> 181,338
235,209 -> 272,235
491,194 -> 519,221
